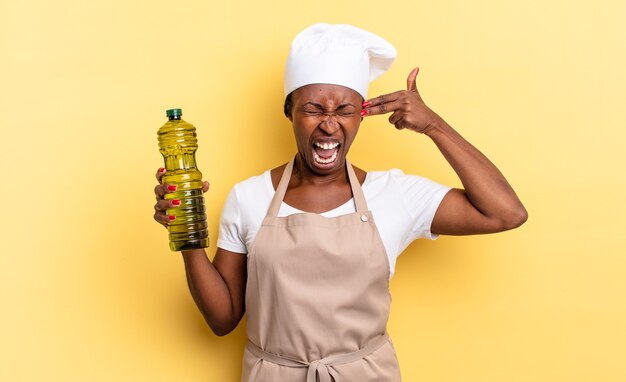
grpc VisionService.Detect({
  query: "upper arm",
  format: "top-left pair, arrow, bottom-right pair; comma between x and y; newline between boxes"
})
212,247 -> 247,323
431,188 -> 516,235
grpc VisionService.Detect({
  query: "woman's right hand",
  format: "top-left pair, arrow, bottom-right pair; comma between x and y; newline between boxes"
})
154,167 -> 245,336
153,167 -> 210,228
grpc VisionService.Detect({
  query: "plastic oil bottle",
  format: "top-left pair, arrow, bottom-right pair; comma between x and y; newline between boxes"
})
157,108 -> 209,251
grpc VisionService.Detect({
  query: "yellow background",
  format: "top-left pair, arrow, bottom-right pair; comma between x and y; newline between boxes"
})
1,0 -> 625,380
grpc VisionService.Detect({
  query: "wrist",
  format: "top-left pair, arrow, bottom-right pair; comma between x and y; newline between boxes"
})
181,248 -> 207,258
423,116 -> 448,138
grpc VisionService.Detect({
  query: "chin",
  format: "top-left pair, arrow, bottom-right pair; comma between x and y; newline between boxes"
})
306,154 -> 345,175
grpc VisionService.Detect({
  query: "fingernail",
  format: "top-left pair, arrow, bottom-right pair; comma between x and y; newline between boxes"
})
159,168 -> 166,173
360,109 -> 368,117
167,185 -> 177,191
362,101 -> 370,107
168,215 -> 176,221
172,199 -> 181,206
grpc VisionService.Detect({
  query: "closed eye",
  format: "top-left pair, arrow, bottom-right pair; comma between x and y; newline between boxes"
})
302,110 -> 323,116
299,103 -> 357,117
337,106 -> 356,117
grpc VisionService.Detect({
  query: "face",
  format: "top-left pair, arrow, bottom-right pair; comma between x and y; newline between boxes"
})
289,84 -> 363,176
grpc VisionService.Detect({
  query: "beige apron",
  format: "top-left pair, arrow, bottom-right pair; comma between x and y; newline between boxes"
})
242,158 -> 401,382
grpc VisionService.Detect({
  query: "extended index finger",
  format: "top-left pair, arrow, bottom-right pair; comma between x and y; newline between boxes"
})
363,98 -> 404,117
364,90 -> 405,108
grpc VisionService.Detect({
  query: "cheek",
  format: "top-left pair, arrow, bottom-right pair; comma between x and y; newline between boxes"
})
292,122 -> 313,148
344,119 -> 361,138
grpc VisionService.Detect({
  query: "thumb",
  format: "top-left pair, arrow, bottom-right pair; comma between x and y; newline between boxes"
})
407,67 -> 419,92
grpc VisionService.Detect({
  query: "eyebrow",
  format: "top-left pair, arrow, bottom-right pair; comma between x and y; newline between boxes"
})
302,102 -> 356,109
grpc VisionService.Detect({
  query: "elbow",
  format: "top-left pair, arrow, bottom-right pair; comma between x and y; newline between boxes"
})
501,206 -> 528,231
210,323 -> 235,337
207,316 -> 241,337
211,328 -> 231,337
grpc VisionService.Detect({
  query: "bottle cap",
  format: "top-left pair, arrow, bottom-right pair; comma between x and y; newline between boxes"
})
166,108 -> 183,118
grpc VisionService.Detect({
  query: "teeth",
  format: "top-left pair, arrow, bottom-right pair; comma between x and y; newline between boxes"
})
315,142 -> 339,150
313,150 -> 338,164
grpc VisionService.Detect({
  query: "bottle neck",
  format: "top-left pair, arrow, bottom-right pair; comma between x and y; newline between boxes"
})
168,116 -> 182,121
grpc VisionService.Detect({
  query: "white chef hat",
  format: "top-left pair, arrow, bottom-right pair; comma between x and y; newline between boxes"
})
284,23 -> 397,99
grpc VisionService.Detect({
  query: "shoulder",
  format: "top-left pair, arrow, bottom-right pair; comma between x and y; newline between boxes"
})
363,168 -> 452,210
218,170 -> 274,254
223,169 -> 275,215
364,168 -> 425,191
220,169 -> 274,232
232,169 -> 273,196
366,168 -> 449,188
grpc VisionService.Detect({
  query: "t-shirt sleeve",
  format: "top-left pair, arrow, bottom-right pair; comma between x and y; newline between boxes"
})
394,171 -> 452,241
216,187 -> 248,254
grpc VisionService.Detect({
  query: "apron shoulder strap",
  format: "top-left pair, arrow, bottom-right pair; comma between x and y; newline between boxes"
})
346,159 -> 368,213
267,158 -> 294,217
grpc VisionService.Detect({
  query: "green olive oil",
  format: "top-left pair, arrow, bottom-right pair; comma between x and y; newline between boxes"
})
157,108 -> 209,251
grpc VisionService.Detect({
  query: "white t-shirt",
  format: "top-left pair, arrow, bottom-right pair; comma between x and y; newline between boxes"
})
217,168 -> 452,278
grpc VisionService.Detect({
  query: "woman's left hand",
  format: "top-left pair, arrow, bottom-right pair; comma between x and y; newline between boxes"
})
364,67 -> 528,235
362,67 -> 441,135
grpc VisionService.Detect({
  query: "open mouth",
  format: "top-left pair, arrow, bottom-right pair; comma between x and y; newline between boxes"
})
312,141 -> 340,166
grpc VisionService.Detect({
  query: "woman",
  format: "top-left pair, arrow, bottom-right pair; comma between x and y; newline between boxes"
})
153,23 -> 527,381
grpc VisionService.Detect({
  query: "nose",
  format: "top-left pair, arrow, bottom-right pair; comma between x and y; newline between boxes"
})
319,113 -> 339,134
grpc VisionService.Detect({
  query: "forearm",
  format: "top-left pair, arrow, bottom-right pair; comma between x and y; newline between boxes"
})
181,249 -> 241,336
426,117 -> 528,229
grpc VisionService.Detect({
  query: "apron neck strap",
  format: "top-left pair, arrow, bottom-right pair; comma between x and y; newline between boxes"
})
267,158 -> 294,217
267,156 -> 368,217
345,159 -> 368,212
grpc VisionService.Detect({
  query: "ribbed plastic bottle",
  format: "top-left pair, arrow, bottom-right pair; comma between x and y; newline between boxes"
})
157,108 -> 209,251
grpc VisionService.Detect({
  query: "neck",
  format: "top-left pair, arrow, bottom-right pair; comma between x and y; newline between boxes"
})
292,154 -> 349,186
